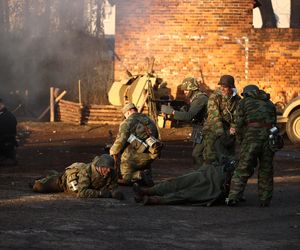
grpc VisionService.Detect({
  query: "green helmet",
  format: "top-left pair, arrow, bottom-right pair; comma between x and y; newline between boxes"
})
92,154 -> 114,169
181,77 -> 199,91
241,84 -> 259,96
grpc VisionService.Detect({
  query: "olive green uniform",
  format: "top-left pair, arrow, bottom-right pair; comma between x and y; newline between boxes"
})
145,163 -> 230,205
202,89 -> 240,163
33,162 -> 117,198
110,112 -> 160,184
173,90 -> 208,166
228,89 -> 277,204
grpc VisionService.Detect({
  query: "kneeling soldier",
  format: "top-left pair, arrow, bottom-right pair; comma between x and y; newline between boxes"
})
32,154 -> 124,200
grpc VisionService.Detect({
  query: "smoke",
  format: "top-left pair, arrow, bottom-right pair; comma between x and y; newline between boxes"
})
0,0 -> 113,115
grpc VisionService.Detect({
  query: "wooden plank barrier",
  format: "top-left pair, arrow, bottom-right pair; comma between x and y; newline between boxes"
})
56,99 -> 124,125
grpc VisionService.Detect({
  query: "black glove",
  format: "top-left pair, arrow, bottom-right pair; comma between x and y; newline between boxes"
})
161,105 -> 174,115
99,189 -> 112,198
111,190 -> 125,200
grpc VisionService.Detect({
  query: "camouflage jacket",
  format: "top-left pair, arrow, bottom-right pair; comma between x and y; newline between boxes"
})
203,89 -> 241,136
173,90 -> 208,124
63,162 -> 118,198
110,112 -> 159,155
236,90 -> 277,142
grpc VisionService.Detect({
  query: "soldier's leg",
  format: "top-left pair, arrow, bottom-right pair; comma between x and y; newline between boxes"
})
192,142 -> 204,167
150,171 -> 202,196
228,143 -> 259,202
33,174 -> 64,193
257,143 -> 274,205
120,149 -> 153,185
203,134 -> 218,163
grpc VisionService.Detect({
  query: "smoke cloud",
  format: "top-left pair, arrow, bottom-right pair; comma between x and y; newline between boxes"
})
0,0 -> 114,116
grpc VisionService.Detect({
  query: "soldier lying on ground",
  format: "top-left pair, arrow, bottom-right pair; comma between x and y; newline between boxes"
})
31,154 -> 124,200
0,98 -> 18,166
133,150 -> 236,206
110,103 -> 163,187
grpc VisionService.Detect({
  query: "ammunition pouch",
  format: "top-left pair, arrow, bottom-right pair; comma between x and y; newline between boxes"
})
127,134 -> 148,153
269,133 -> 284,152
128,134 -> 163,156
145,136 -> 163,155
191,125 -> 203,144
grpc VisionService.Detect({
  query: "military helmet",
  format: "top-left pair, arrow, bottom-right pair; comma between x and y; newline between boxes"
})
181,77 -> 199,91
241,84 -> 259,96
218,75 -> 235,88
92,154 -> 114,169
122,102 -> 137,114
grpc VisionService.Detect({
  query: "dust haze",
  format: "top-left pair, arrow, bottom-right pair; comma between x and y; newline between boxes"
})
0,0 -> 114,115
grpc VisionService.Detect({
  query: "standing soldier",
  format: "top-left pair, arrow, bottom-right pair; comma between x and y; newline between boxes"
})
202,75 -> 241,164
32,154 -> 124,200
110,103 -> 162,186
0,98 -> 18,165
227,84 -> 279,207
161,77 -> 208,166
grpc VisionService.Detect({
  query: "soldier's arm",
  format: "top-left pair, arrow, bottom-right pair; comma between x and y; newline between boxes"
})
206,94 -> 224,135
235,100 -> 245,142
77,169 -> 102,198
109,121 -> 131,155
173,95 -> 208,121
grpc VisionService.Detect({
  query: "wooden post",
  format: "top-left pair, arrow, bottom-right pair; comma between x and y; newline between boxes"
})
78,80 -> 82,104
38,90 -> 67,121
50,87 -> 55,122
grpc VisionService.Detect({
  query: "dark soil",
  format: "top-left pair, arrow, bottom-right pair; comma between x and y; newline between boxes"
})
0,122 -> 299,249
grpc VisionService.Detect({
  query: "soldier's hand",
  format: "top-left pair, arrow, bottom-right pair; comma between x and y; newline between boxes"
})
111,190 -> 124,200
229,127 -> 236,135
99,189 -> 112,198
161,105 -> 174,115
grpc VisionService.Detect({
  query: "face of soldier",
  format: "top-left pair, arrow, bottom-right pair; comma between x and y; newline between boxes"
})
97,166 -> 111,176
183,90 -> 189,97
220,85 -> 233,97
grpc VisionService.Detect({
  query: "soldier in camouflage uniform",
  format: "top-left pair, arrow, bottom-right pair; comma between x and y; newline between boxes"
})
161,77 -> 208,166
133,142 -> 236,206
202,75 -> 241,164
32,154 -> 124,199
227,85 -> 277,207
110,103 -> 162,186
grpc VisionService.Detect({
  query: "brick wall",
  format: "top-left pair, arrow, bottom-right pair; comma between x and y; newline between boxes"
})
114,0 -> 300,105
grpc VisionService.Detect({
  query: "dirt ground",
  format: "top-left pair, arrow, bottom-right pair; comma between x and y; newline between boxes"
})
0,122 -> 299,250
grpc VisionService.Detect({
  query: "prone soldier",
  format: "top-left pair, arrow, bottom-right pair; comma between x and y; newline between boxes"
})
133,138 -> 236,206
32,154 -> 124,200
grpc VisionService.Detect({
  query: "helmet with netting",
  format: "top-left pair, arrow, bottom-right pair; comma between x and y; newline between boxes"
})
180,77 -> 199,91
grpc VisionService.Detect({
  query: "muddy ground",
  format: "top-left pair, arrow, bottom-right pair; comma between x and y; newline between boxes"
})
0,122 -> 299,250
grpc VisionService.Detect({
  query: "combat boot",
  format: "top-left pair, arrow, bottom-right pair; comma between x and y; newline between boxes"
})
143,195 -> 162,205
133,183 -> 152,203
260,200 -> 271,207
225,198 -> 238,206
140,169 -> 154,187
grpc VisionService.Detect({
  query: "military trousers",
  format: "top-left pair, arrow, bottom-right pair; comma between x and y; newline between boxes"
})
33,173 -> 65,193
203,133 -> 235,163
192,142 -> 204,167
228,140 -> 274,202
120,145 -> 156,183
149,166 -> 222,204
